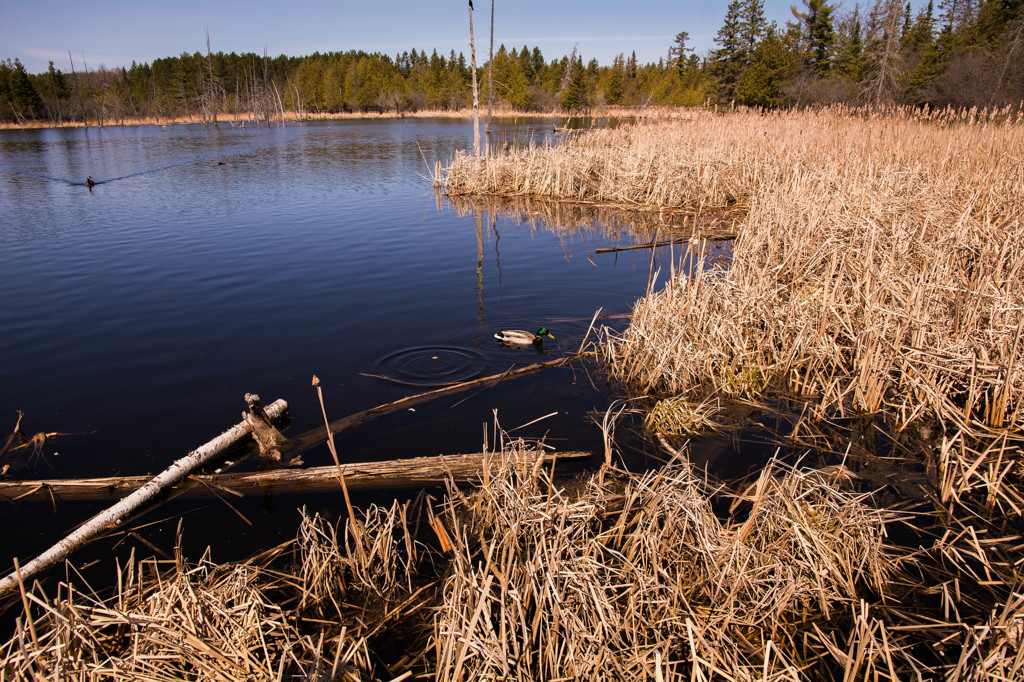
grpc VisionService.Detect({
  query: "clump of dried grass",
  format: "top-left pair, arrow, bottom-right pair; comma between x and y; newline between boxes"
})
0,540 -> 371,681
432,440 -> 899,680
5,437 -> 1023,681
0,498 -> 426,681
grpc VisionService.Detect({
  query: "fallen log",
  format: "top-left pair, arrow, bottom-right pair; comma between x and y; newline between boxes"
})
288,352 -> 594,454
0,450 -> 591,502
594,233 -> 736,254
0,398 -> 289,600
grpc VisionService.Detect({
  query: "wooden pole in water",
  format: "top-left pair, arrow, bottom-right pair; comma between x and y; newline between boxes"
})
0,399 -> 288,600
469,0 -> 480,157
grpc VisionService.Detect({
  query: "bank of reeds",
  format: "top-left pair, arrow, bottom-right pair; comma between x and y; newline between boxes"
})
9,436 -> 1024,680
7,433 -> 1024,680
2,439 -> 934,680
441,105 -> 1023,442
437,104 -> 1024,679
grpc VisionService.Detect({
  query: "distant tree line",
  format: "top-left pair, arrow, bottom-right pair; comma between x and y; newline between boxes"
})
706,0 -> 1024,109
1,0 -> 1020,126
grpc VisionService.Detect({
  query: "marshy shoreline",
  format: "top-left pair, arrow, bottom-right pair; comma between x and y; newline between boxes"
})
3,105 -> 1023,680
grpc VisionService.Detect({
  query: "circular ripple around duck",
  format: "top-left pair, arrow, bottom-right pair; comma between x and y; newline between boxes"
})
373,346 -> 487,387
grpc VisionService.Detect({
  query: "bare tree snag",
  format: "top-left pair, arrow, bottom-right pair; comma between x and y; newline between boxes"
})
0,398 -> 288,600
468,0 -> 480,157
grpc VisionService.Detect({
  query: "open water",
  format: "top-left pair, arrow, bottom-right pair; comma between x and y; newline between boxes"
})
0,118 -> 726,580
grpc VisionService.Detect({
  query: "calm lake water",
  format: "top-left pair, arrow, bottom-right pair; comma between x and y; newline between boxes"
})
0,118 -> 727,579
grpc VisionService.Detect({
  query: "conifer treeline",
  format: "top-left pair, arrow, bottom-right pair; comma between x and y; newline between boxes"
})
1,0 -> 1020,126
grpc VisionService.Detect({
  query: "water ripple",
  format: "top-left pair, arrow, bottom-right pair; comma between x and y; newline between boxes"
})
369,345 -> 487,387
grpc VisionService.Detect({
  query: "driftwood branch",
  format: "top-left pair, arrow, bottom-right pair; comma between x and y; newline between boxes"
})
594,233 -> 736,254
289,352 -> 593,454
0,450 -> 590,502
0,398 -> 288,600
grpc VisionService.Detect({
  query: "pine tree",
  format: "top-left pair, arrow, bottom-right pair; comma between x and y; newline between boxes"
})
713,0 -> 747,98
6,59 -> 42,121
735,28 -> 795,106
603,53 -> 626,105
671,31 -> 694,79
793,0 -> 837,73
741,0 -> 768,55
835,4 -> 867,79
558,51 -> 588,111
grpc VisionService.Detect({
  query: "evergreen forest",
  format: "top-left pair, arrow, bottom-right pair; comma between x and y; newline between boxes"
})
1,0 -> 1022,126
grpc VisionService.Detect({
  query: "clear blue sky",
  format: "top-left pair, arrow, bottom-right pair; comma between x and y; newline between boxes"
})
3,1 -> 925,75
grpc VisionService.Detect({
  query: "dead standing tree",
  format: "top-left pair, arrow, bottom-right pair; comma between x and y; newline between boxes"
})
469,0 -> 480,157
486,0 -> 494,157
67,50 -> 88,127
203,28 -> 221,125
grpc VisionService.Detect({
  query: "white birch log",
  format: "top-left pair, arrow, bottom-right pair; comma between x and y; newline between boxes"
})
0,398 -> 288,600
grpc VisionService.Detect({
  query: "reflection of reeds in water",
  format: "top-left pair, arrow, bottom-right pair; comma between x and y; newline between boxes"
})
444,192 -> 741,242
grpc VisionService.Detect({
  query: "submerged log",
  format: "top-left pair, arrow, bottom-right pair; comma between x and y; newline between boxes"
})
289,352 -> 593,454
0,398 -> 289,600
0,450 -> 591,502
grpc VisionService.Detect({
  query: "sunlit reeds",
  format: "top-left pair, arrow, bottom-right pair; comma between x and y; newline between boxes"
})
435,104 -> 1024,680
5,435 -> 1024,680
562,107 -> 1024,441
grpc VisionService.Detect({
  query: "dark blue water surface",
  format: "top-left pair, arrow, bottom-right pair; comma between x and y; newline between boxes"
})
0,119 -> 723,577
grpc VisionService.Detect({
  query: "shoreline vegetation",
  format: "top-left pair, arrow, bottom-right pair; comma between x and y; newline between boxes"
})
0,106 -> 574,131
4,105 -> 1024,679
3,1 -> 1023,130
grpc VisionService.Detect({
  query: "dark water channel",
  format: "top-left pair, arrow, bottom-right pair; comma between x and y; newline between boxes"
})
0,118 -> 731,590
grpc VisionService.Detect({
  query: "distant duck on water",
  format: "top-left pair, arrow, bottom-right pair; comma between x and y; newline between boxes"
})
85,176 -> 95,188
494,327 -> 555,347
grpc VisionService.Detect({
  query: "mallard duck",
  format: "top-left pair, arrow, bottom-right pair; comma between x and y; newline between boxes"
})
85,176 -> 95,188
494,327 -> 555,346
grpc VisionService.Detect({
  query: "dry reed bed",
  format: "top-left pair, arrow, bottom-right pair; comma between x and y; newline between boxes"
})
440,113 -> 765,210
515,108 -> 1024,437
5,439 -> 1024,680
5,442 -> 950,681
439,106 -> 1024,679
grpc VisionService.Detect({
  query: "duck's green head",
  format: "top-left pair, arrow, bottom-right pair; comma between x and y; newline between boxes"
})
536,327 -> 555,340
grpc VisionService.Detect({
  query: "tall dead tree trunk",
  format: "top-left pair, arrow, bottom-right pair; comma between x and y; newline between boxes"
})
486,0 -> 494,157
205,28 -> 219,125
469,1 -> 480,157
68,50 -> 88,127
81,53 -> 103,127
